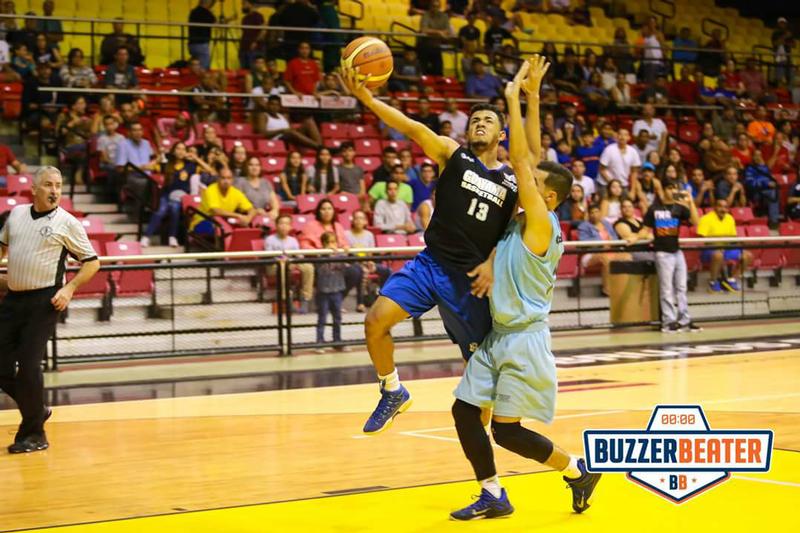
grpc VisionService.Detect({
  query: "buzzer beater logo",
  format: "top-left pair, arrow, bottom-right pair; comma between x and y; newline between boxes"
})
584,405 -> 773,503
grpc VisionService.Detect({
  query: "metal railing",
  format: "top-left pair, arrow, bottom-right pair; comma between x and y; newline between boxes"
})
20,233 -> 799,369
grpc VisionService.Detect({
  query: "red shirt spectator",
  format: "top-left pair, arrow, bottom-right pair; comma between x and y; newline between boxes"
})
731,146 -> 752,168
669,78 -> 700,104
761,134 -> 792,174
0,143 -> 24,175
285,41 -> 321,96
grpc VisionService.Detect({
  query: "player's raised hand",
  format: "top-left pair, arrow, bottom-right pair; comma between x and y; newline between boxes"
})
521,54 -> 550,95
340,65 -> 372,102
504,59 -> 530,100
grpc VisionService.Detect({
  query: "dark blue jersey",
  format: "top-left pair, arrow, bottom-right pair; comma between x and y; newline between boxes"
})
424,147 -> 518,272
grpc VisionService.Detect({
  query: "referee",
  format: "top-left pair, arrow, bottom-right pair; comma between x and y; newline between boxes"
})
0,166 -> 99,454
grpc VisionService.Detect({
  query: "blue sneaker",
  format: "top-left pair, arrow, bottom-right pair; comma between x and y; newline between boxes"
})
362,384 -> 412,434
450,488 -> 514,521
721,278 -> 741,292
708,280 -> 723,293
564,458 -> 602,513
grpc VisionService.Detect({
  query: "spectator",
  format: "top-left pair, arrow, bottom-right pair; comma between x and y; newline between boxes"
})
788,175 -> 800,220
314,231 -> 346,351
284,41 -> 321,96
712,106 -> 738,145
114,120 -> 159,206
744,151 -> 781,227
9,11 -> 37,51
607,27 -> 635,74
416,188 -> 435,231
372,147 -> 399,183
342,209 -> 383,312
0,36 -> 20,83
599,128 -> 640,189
465,58 -> 503,98
187,0 -> 216,70
576,130 -> 603,180
410,97 -> 439,133
278,150 -> 305,204
141,142 -> 211,248
235,156 -> 280,219
21,62 -> 57,134
0,141 -> 25,187
761,131 -> 792,175
633,103 -> 667,158
195,124 -> 223,159
398,148 -> 419,182
10,42 -> 34,78
263,95 -> 323,149
632,128 -> 651,163
300,198 -> 348,249
719,58 -> 746,99
731,132 -> 754,168
390,47 -> 423,92
271,0 -> 319,59
600,178 -> 626,223
541,133 -> 558,163
702,136 -> 734,180
582,71 -> 610,113
777,120 -> 799,159
688,167 -> 715,208
265,214 -> 314,314
581,48 -> 600,81
697,28 -> 725,77
96,115 -> 125,175
379,97 -> 408,140
643,180 -> 700,332
303,147 -> 340,194
418,0 -> 453,76
32,32 -> 59,69
555,139 -> 572,165
59,47 -> 95,88
578,203 -> 629,296
457,11 -> 481,55
100,18 -> 143,66
556,183 -> 588,226
369,164 -> 414,205
190,167 -> 257,233
570,159 -> 595,200
638,16 -> 666,83
747,105 -> 775,144
631,162 -> 663,211
614,198 -> 653,259
154,111 -> 196,147
669,65 -> 700,105
239,0 -> 266,69
37,1 -> 63,48
374,180 -> 416,235
639,73 -> 669,105
484,14 -> 515,53
55,95 -> 91,184
409,162 -> 436,211
716,166 -> 747,207
228,143 -> 248,178
599,55 -> 618,89
672,27 -> 698,64
337,142 -> 365,195
697,199 -> 752,292
553,47 -> 582,95
439,98 -> 468,143
246,56 -> 283,96
189,70 -> 228,123
740,57 -> 767,101
104,47 -> 139,104
772,19 -> 792,86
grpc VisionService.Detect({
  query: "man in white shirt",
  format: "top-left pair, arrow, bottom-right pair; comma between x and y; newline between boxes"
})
632,103 -> 668,157
571,159 -> 596,199
438,98 -> 468,144
264,214 -> 313,313
599,128 -> 640,188
374,181 -> 416,235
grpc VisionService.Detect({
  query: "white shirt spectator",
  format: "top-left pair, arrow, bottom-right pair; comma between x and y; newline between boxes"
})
633,117 -> 667,155
599,143 -> 641,187
265,234 -> 300,252
439,109 -> 468,142
374,199 -> 413,234
574,174 -> 596,198
0,40 -> 9,64
96,132 -> 125,165
546,147 -> 558,163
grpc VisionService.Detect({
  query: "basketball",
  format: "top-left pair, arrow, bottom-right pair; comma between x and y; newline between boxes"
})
341,36 -> 393,89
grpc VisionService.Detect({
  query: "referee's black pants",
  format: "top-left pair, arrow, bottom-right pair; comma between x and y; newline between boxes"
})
0,287 -> 59,437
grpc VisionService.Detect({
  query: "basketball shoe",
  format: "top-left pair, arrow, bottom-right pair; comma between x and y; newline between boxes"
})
450,488 -> 514,520
564,458 -> 602,513
362,384 -> 412,434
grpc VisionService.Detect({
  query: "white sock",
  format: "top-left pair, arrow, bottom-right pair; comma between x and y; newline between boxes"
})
562,456 -> 583,479
378,369 -> 400,392
479,475 -> 503,499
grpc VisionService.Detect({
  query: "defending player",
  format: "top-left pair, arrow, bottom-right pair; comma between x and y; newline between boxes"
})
340,66 -> 519,435
449,56 -> 602,520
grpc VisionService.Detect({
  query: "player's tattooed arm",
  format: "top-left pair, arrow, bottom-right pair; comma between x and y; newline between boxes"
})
340,67 -> 459,169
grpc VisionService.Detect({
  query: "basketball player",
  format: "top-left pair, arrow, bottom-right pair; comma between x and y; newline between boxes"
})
340,64 -> 520,435
450,57 -> 601,520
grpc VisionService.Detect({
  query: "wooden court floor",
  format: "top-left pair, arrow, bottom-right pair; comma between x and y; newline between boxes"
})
1,348 -> 799,532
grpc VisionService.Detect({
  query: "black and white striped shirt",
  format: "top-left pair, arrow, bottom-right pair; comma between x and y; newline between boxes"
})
0,204 -> 97,291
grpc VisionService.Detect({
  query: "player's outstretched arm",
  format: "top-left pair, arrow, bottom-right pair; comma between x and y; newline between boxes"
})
341,67 -> 459,169
507,56 -> 552,257
521,56 -> 545,163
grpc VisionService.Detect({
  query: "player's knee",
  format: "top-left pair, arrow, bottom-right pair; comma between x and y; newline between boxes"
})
452,399 -> 482,428
490,420 -> 520,449
491,420 -> 554,463
364,307 -> 386,337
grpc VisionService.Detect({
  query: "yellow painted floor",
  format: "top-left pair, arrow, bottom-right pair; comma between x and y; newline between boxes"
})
1,348 -> 799,532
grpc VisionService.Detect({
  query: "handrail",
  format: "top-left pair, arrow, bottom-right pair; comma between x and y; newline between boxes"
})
388,20 -> 418,50
649,0 -> 676,20
701,18 -> 729,41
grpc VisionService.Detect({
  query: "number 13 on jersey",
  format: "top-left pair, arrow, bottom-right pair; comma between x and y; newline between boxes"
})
467,198 -> 489,221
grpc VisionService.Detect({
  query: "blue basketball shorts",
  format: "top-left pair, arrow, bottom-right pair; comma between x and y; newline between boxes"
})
379,249 -> 492,360
701,249 -> 742,263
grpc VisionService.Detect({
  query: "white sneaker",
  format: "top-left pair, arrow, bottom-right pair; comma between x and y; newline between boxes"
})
139,236 -> 151,248
168,236 -> 179,248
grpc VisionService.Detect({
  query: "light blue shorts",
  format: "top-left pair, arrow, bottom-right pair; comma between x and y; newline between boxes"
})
453,324 -> 557,423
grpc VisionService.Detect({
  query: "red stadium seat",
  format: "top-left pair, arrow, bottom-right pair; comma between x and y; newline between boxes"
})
376,234 -> 409,247
0,196 -> 22,214
261,156 -> 286,174
6,174 -> 32,197
223,138 -> 254,153
329,192 -> 360,214
79,217 -> 117,248
350,124 -> 379,139
296,194 -> 325,214
746,225 -> 785,271
408,233 -> 425,247
382,139 -> 411,151
678,123 -> 701,144
181,194 -> 203,214
256,139 -> 287,156
290,214 -> 311,234
779,222 -> 800,235
225,122 -> 257,140
355,156 -> 381,172
194,121 -> 224,139
321,123 -> 349,138
105,241 -> 155,298
556,253 -> 579,279
251,214 -> 276,233
731,207 -> 754,225
354,138 -> 382,156
225,227 -> 263,252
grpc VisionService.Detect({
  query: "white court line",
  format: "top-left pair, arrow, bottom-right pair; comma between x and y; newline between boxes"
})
733,475 -> 800,488
703,391 -> 800,405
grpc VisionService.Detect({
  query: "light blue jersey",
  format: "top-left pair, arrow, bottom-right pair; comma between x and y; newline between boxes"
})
490,212 -> 564,330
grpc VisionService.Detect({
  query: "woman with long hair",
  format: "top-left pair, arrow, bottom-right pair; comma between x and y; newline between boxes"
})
279,150 -> 305,204
55,95 -> 92,184
33,32 -> 62,69
299,198 -> 349,249
234,156 -> 280,219
228,142 -> 249,179
59,47 -> 97,88
90,95 -> 121,134
302,147 -> 340,194
140,141 -> 212,248
556,183 -> 588,225
600,178 -> 627,223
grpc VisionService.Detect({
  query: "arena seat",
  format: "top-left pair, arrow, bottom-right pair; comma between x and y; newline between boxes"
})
329,192 -> 360,214
251,215 -> 276,234
354,138 -> 382,156
290,214 -> 311,234
408,233 -> 425,247
295,194 -> 324,214
731,207 -> 755,225
746,225 -> 785,272
261,156 -> 286,174
382,140 -> 411,151
104,241 -> 155,299
355,157 -> 381,172
0,196 -> 22,214
225,122 -> 258,140
79,217 -> 117,249
6,174 -> 33,198
224,139 -> 255,153
225,227 -> 263,253
350,124 -> 379,139
321,123 -> 349,138
256,139 -> 287,156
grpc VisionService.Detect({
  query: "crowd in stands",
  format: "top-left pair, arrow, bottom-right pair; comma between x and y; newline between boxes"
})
1,1 -> 800,326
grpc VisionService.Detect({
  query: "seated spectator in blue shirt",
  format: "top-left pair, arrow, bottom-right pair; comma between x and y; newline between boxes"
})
744,150 -> 781,227
115,122 -> 158,173
556,139 -> 573,165
389,47 -> 423,92
672,27 -> 699,64
409,162 -> 437,211
465,58 -> 503,99
577,203 -> 630,296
